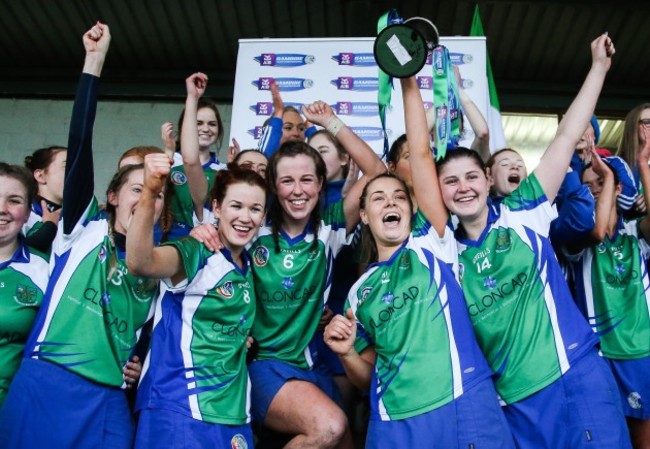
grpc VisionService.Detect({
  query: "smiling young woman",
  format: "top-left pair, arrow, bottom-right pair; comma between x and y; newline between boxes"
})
0,23 -> 162,448
323,75 -> 514,448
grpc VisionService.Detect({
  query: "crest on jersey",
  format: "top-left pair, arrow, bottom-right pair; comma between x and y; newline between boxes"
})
359,286 -> 372,306
495,228 -> 511,253
596,242 -> 607,254
398,252 -> 411,270
627,392 -> 642,410
231,434 -> 249,449
282,277 -> 294,290
98,245 -> 108,263
132,278 -> 156,303
171,171 -> 187,185
14,284 -> 38,306
483,276 -> 497,290
381,292 -> 395,305
217,281 -> 235,298
253,246 -> 269,267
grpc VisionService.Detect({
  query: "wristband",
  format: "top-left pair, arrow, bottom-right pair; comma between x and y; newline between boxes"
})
326,117 -> 345,136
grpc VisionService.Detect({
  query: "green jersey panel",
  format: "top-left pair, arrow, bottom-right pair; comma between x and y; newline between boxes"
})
138,238 -> 255,424
169,158 -> 224,228
28,198 -> 157,387
456,174 -> 598,404
569,218 -> 650,359
250,200 -> 349,368
0,244 -> 48,406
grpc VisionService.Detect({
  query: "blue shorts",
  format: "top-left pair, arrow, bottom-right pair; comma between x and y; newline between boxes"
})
365,377 -> 514,448
607,356 -> 650,420
502,349 -> 632,449
248,359 -> 339,425
0,358 -> 134,449
135,408 -> 254,449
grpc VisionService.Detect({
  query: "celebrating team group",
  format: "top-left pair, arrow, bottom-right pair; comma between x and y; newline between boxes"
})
0,20 -> 648,449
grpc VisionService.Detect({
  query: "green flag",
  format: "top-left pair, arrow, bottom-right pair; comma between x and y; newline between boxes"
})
470,5 -> 507,149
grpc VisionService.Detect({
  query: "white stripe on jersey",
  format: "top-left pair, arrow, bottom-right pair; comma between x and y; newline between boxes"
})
580,251 -> 597,327
10,251 -> 49,292
536,231 -> 570,374
34,219 -> 106,355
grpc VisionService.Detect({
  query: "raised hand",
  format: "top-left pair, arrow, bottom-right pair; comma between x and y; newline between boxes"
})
143,153 -> 172,196
589,148 -> 612,179
186,72 -> 208,100
83,21 -> 111,56
270,82 -> 284,118
591,33 -> 615,72
161,121 -> 176,154
302,100 -> 336,128
227,137 -> 241,163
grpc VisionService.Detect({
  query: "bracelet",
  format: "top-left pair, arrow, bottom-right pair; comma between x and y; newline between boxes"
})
326,117 -> 345,136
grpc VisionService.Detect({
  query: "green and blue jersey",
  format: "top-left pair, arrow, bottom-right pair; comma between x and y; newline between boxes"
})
137,238 -> 256,424
348,213 -> 492,421
455,174 -> 598,404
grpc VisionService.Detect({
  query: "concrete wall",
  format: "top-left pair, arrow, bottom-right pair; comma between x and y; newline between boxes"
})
0,98 -> 232,200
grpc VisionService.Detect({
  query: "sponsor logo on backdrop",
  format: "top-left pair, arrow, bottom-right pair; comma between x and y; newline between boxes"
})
350,127 -> 391,141
254,53 -> 315,67
331,52 -> 376,66
332,102 -> 380,116
331,77 -> 378,91
417,76 -> 433,89
247,126 -> 264,140
252,77 -> 314,91
250,102 -> 304,115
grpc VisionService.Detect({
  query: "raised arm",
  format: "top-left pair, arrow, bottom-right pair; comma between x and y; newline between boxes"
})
62,22 -> 110,235
258,83 -> 285,157
588,150 -> 617,242
302,101 -> 386,233
401,77 -> 448,237
160,121 -> 177,159
534,34 -> 613,204
180,72 -> 210,221
637,127 -> 650,240
126,153 -> 184,280
454,66 -> 490,161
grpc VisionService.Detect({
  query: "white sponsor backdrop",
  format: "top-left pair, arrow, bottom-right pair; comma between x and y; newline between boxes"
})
230,37 -> 488,156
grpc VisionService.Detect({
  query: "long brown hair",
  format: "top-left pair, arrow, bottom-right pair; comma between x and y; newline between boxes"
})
358,173 -> 413,264
266,141 -> 326,252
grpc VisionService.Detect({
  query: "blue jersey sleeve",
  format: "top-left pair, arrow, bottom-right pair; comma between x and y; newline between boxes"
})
304,125 -> 317,139
62,73 -> 99,235
258,117 -> 283,158
550,170 -> 595,246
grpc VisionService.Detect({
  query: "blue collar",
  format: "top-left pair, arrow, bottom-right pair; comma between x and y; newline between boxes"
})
220,246 -> 250,276
0,238 -> 30,269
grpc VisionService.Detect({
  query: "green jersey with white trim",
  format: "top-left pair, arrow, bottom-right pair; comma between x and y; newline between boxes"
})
169,154 -> 225,228
348,214 -> 492,421
568,218 -> 650,359
137,238 -> 256,424
455,174 -> 598,404
25,198 -> 157,387
250,200 -> 349,369
0,242 -> 48,406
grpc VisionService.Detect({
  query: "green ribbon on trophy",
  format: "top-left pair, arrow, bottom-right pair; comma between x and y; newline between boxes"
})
376,9 -> 403,160
432,45 -> 462,159
374,12 -> 461,159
